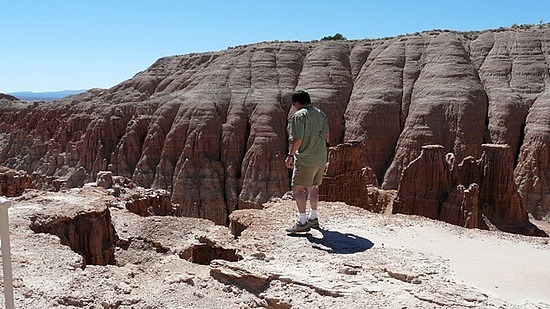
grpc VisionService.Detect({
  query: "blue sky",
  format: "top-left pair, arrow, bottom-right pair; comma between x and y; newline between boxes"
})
1,0 -> 549,93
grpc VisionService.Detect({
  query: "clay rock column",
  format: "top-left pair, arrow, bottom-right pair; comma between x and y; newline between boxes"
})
319,141 -> 378,210
393,145 -> 452,219
479,144 -> 528,228
439,183 -> 480,228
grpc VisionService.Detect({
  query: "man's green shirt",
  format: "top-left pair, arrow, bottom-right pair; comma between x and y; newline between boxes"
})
289,105 -> 329,167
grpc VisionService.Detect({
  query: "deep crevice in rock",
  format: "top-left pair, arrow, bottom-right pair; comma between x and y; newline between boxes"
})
514,119 -> 526,167
30,211 -> 117,269
179,243 -> 242,265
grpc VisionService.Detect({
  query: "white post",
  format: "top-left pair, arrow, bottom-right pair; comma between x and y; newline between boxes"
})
0,197 -> 14,309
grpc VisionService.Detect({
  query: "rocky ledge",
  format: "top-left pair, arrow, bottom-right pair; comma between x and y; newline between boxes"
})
2,185 -> 549,308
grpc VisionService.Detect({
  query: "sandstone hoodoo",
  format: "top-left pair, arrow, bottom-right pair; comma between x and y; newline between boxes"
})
1,25 -> 549,228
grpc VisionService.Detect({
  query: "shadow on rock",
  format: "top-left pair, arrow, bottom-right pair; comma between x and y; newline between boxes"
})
289,227 -> 374,254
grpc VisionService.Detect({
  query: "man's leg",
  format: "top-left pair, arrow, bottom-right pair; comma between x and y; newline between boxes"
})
286,164 -> 315,233
293,184 -> 308,219
285,184 -> 310,233
307,185 -> 320,227
306,164 -> 324,228
307,185 -> 319,211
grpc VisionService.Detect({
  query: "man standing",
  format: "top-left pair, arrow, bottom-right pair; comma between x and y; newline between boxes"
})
285,90 -> 330,233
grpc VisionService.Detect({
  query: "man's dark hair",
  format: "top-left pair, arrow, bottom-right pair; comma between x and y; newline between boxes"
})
291,90 -> 311,105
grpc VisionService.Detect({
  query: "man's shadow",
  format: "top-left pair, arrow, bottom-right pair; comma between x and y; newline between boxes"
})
289,227 -> 374,254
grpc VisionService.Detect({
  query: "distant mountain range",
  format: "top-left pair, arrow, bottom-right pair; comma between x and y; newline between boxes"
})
7,89 -> 87,101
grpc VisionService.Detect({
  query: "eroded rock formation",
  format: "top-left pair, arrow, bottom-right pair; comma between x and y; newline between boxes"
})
1,25 -> 549,223
320,141 -> 373,207
515,91 -> 550,220
439,183 -> 480,228
28,188 -> 117,267
0,166 -> 33,197
394,144 -> 547,236
477,144 -> 529,231
121,188 -> 175,217
319,141 -> 393,213
393,145 -> 452,219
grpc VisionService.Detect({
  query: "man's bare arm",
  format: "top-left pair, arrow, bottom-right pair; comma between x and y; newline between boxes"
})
288,138 -> 302,155
285,138 -> 302,169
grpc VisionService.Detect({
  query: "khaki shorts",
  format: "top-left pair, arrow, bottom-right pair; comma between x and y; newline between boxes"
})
292,163 -> 325,187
